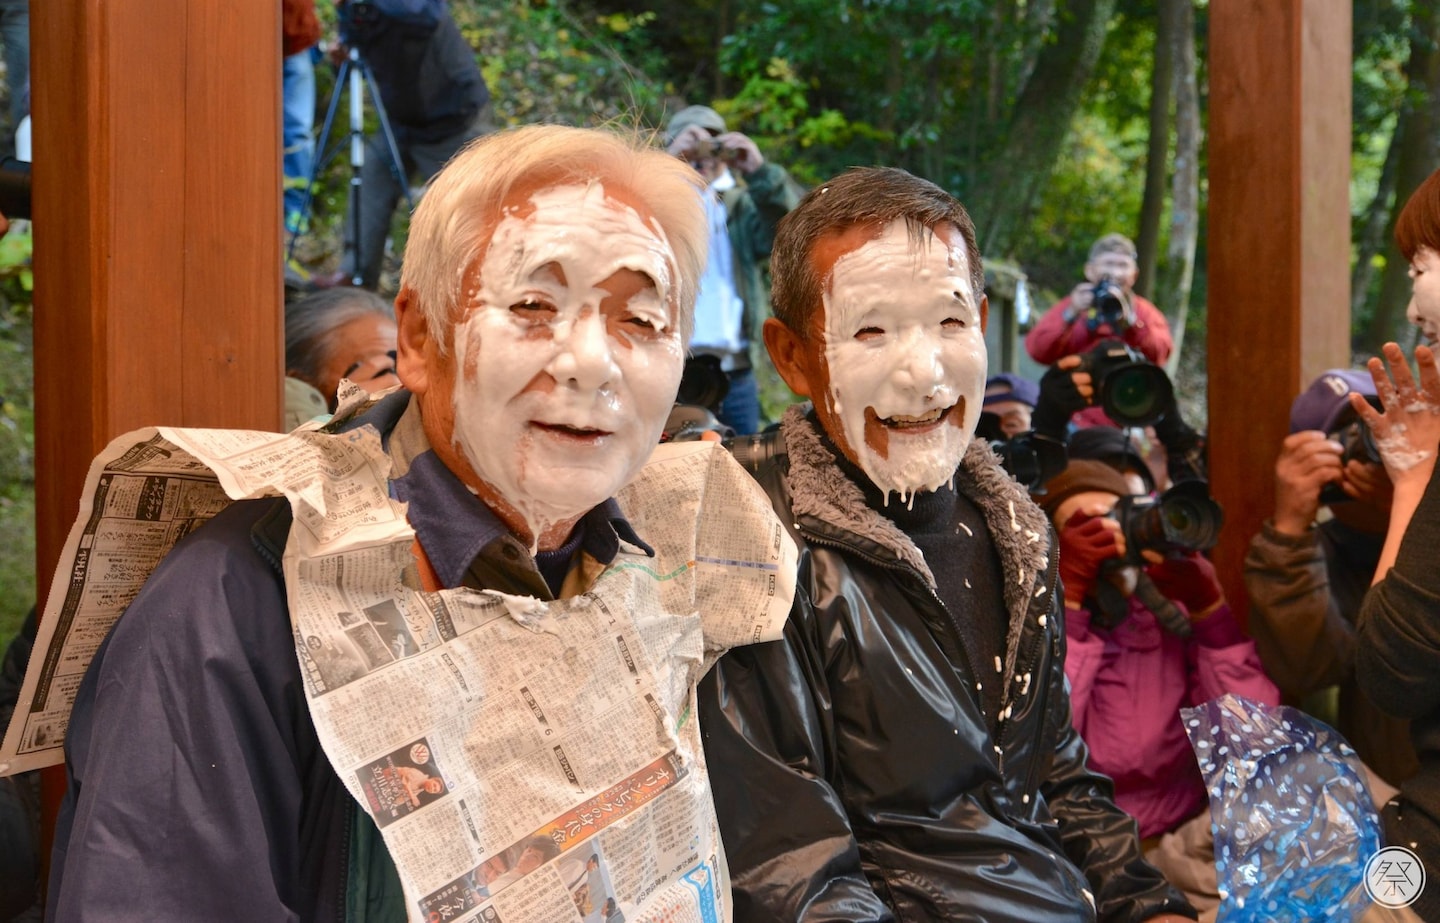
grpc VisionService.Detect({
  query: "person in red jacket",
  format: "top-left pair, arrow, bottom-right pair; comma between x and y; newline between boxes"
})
1026,233 -> 1173,367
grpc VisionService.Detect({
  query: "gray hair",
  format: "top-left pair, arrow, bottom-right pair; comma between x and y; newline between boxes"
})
285,288 -> 395,384
1088,232 -> 1138,263
400,124 -> 708,351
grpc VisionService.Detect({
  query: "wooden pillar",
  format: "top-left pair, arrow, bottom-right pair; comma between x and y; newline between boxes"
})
31,0 -> 281,858
1207,0 -> 1351,625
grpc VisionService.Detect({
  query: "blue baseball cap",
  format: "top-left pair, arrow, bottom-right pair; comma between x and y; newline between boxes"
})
984,373 -> 1039,409
1289,369 -> 1378,435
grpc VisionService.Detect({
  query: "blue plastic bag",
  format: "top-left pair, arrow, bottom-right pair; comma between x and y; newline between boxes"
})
1182,694 -> 1382,921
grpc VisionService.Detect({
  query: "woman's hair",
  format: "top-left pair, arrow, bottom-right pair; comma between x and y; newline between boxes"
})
284,288 -> 394,385
400,124 -> 707,351
1395,167 -> 1440,262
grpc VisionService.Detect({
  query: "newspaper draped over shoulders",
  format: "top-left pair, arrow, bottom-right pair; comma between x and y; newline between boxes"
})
1,410 -> 797,923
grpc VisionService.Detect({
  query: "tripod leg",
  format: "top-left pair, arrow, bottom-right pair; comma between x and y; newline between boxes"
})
345,53 -> 366,286
359,62 -> 414,213
350,133 -> 405,288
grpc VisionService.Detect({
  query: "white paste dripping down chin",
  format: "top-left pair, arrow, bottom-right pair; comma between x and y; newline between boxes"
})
818,219 -> 987,500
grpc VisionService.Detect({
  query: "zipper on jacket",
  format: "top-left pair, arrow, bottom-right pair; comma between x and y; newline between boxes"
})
335,796 -> 354,923
1001,545 -> 1060,817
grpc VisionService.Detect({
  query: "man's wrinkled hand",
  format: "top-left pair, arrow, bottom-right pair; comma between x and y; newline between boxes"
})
1271,430 -> 1343,535
666,123 -> 711,159
715,131 -> 764,173
1068,282 -> 1095,314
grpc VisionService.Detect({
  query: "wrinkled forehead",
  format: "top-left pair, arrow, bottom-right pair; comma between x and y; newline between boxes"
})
451,181 -> 678,333
486,181 -> 677,290
1090,251 -> 1136,271
823,219 -> 975,321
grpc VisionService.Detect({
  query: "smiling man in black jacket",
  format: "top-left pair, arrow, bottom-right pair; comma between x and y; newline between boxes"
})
699,167 -> 1194,923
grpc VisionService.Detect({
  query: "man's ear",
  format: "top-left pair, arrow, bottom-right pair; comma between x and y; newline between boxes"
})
763,316 -> 814,398
978,294 -> 989,335
1082,260 -> 1100,284
394,287 -> 432,396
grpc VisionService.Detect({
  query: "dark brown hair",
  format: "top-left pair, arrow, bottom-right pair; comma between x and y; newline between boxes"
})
1395,167 -> 1440,262
769,167 -> 984,337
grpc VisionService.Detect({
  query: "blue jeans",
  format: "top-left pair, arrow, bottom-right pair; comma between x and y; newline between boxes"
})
717,367 -> 761,436
0,0 -> 28,159
282,49 -> 317,234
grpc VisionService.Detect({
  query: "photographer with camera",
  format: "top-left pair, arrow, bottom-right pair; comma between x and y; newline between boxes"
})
979,372 -> 1039,439
1026,233 -> 1173,368
1243,369 -> 1416,789
664,105 -> 800,435
312,0 -> 494,291
1041,459 -> 1277,914
1022,338 -> 1206,494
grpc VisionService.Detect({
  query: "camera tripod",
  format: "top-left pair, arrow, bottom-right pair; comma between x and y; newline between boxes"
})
287,46 -> 412,286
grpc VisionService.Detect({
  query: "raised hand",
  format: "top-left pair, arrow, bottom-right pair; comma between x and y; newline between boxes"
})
1349,342 -> 1440,493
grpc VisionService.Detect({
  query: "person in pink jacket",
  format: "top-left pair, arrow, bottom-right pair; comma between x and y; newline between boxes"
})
1026,233 -> 1174,366
1040,460 -> 1279,914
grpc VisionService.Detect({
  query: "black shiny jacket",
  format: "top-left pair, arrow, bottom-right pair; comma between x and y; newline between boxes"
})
700,408 -> 1193,923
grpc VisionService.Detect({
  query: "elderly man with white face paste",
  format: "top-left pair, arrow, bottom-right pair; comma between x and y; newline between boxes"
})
698,167 -> 1195,923
46,126 -> 710,923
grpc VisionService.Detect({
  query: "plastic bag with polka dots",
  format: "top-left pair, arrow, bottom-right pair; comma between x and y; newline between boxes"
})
1182,694 -> 1381,922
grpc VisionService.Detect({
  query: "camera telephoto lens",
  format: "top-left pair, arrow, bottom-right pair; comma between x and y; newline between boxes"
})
1101,364 -> 1174,427
1120,480 -> 1223,557
1153,483 -> 1222,552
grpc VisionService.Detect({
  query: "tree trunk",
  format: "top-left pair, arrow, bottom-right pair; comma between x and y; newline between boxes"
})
1159,0 -> 1200,374
1015,0 -> 1060,99
1351,130 -> 1400,326
987,2 -> 1006,123
1365,4 -> 1440,349
1136,0 -> 1181,298
713,0 -> 730,99
970,0 -> 1118,257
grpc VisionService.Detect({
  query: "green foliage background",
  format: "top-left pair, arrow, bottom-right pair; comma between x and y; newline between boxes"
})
0,0 -> 1424,649
0,222 -> 33,645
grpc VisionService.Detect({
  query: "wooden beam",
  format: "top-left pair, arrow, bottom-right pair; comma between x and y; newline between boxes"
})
1207,0 -> 1351,625
31,0 -> 281,863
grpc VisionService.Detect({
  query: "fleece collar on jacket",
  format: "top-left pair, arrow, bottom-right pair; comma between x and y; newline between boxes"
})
778,404 -> 1053,689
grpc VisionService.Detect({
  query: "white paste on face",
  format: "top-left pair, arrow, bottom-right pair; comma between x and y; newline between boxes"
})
449,181 -> 684,544
1408,246 -> 1440,347
821,219 -> 986,501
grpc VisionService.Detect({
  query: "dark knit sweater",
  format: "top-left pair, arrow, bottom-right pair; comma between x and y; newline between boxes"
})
1355,463 -> 1440,921
816,422 -> 1009,726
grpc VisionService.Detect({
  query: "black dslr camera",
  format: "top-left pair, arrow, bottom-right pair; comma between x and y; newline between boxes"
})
980,424 -> 1067,493
1318,406 -> 1383,505
663,354 -> 735,443
1077,339 -> 1175,427
1087,276 -> 1134,332
1108,480 -> 1223,565
338,0 -> 386,44
677,355 -> 730,414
